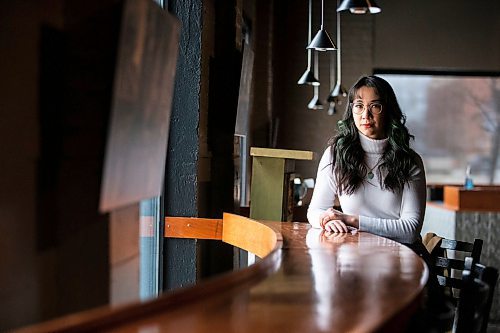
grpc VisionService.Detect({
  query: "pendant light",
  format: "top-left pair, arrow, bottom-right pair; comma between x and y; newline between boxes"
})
307,0 -> 337,51
308,52 -> 324,110
326,52 -> 336,113
337,0 -> 381,14
326,54 -> 338,115
308,86 -> 324,110
298,0 -> 319,85
327,99 -> 337,115
327,4 -> 347,105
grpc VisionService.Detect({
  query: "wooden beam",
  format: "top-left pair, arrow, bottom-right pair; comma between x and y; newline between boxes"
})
164,214 -> 281,259
165,217 -> 223,240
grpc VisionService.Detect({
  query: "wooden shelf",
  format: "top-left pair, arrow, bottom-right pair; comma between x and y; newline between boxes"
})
443,185 -> 500,211
249,147 -> 314,160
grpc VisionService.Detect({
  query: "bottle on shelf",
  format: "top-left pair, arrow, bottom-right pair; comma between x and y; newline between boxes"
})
464,164 -> 474,190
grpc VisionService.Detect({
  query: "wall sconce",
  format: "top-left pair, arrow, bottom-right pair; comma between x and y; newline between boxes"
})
298,0 -> 320,85
337,0 -> 381,14
307,0 -> 337,51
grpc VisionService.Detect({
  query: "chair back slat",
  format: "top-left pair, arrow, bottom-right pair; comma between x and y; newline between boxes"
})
441,239 -> 473,252
437,275 -> 463,290
435,257 -> 465,270
440,238 -> 482,261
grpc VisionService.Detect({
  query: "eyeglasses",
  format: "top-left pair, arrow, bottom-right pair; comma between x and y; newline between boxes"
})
351,102 -> 383,115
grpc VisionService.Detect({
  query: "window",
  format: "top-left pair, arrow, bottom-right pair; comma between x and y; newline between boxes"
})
377,72 -> 500,185
140,197 -> 162,299
139,0 -> 165,301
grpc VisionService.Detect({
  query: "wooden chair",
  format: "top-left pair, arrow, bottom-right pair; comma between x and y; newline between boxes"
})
453,257 -> 499,333
428,236 -> 483,301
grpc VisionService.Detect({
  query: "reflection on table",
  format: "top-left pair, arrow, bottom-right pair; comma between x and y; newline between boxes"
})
16,218 -> 428,333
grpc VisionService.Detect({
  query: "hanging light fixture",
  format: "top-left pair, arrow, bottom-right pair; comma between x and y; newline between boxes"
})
327,99 -> 337,115
326,53 -> 337,115
308,86 -> 324,110
308,52 -> 324,110
327,4 -> 347,107
326,54 -> 339,115
298,0 -> 319,85
307,0 -> 337,51
337,0 -> 381,14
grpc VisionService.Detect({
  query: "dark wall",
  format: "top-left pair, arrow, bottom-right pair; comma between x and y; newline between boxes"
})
36,2 -> 119,315
374,0 -> 500,71
0,1 -> 43,328
0,0 -> 123,330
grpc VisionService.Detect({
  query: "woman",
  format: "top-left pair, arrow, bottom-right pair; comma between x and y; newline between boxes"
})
307,75 -> 426,245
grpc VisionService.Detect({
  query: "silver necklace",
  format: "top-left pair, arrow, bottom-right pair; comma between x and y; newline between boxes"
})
366,159 -> 383,180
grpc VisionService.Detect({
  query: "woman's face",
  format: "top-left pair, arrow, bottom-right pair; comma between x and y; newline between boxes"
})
352,86 -> 386,139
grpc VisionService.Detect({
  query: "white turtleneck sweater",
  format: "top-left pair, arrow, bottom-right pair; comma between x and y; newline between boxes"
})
307,133 -> 427,244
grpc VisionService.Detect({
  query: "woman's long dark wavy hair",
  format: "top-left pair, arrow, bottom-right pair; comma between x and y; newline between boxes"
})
331,75 -> 417,195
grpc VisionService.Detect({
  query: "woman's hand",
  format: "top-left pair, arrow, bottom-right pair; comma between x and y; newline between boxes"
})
319,208 -> 359,232
324,219 -> 349,233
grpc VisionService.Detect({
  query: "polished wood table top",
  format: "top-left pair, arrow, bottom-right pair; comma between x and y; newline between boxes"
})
17,215 -> 428,333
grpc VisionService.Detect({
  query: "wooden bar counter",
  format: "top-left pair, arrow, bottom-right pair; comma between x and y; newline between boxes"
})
16,214 -> 428,333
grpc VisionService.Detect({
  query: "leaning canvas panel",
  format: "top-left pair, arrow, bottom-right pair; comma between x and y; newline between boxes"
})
100,0 -> 180,212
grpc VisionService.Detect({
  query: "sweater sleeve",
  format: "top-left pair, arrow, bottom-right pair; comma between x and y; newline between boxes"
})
358,155 -> 427,244
307,148 -> 337,228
